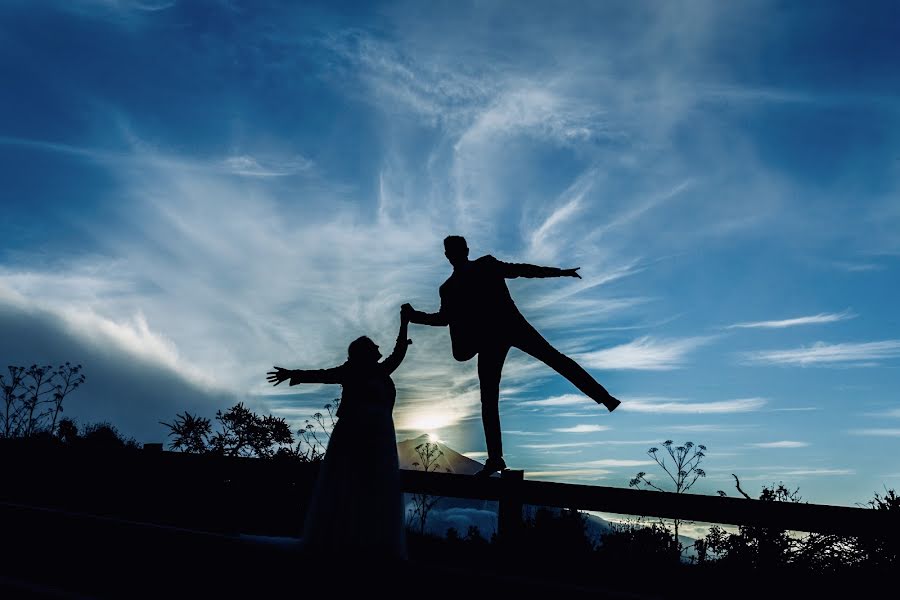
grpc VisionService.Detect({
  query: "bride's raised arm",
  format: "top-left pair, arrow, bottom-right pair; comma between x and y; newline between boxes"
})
381,308 -> 412,375
267,364 -> 346,386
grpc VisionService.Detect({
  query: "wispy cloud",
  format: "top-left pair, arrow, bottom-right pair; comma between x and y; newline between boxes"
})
748,441 -> 809,448
663,424 -> 757,433
519,440 -> 658,450
578,336 -> 714,370
525,469 -> 612,479
526,262 -> 646,310
220,155 -> 313,177
849,429 -> 900,437
621,397 -> 767,414
551,424 -> 611,433
782,469 -> 854,477
829,261 -> 884,272
527,176 -> 589,262
519,394 -> 589,408
743,340 -> 900,367
0,136 -> 315,179
861,408 -> 900,418
574,459 -> 655,467
727,310 -> 855,329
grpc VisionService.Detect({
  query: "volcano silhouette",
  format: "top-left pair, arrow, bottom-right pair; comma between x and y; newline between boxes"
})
397,434 -> 486,475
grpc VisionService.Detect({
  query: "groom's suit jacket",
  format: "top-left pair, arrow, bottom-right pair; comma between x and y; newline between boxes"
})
420,255 -> 567,362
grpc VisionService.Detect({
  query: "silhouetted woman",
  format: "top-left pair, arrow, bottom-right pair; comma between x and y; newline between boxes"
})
267,306 -> 412,560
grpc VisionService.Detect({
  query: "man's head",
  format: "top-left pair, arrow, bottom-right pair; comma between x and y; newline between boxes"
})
443,235 -> 469,268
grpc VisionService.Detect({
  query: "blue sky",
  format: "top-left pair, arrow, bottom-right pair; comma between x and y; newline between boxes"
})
1,0 -> 899,507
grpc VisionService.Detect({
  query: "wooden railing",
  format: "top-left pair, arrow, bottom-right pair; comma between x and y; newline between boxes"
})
2,441 -> 894,541
401,469 -> 896,539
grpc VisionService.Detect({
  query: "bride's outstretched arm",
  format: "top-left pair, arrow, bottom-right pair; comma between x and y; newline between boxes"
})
381,310 -> 412,375
267,365 -> 346,386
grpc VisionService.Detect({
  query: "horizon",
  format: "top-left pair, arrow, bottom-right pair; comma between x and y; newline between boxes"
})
2,1 -> 899,509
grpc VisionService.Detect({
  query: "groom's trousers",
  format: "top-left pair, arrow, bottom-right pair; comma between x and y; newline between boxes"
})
477,315 -> 614,461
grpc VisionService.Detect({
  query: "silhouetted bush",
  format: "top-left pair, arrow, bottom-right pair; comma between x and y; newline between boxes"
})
1,363 -> 85,438
596,522 -> 680,567
162,399 -> 338,460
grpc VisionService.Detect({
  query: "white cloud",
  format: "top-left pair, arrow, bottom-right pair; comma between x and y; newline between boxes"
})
621,397 -> 767,414
748,441 -> 809,448
578,336 -> 714,370
829,261 -> 883,272
727,310 -> 855,329
525,469 -> 612,478
664,424 -> 756,433
550,424 -> 611,433
862,408 -> 900,418
849,429 -> 900,437
519,440 -> 658,450
220,154 -> 313,177
528,197 -> 584,260
744,340 -> 900,367
782,469 -> 854,477
519,394 -> 588,407
576,459 -> 655,467
0,297 -> 238,442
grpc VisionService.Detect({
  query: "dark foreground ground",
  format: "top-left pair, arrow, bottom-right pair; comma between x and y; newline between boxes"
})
2,501 -> 886,600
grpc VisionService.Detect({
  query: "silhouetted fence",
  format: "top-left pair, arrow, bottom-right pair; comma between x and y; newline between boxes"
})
402,469 -> 896,539
3,441 -> 896,540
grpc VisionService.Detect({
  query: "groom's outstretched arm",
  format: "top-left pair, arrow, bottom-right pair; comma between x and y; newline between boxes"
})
497,257 -> 581,279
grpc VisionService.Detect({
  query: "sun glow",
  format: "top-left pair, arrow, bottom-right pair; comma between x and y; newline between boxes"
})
401,409 -> 457,433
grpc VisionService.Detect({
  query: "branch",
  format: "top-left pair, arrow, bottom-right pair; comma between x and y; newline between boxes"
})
732,474 -> 752,500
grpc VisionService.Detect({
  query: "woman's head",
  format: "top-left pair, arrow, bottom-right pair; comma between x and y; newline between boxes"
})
348,335 -> 382,365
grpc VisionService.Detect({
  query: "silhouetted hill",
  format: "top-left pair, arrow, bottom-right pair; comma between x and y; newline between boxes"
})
398,436 -> 621,543
398,434 -> 485,475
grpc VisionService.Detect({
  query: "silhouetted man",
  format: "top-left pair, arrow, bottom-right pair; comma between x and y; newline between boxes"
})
403,235 -> 620,477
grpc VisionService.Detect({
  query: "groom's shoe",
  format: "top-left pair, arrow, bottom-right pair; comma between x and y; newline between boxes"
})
474,457 -> 507,478
592,392 -> 620,412
605,395 -> 621,413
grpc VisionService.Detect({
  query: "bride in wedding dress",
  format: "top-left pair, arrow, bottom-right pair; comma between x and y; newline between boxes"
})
267,306 -> 412,560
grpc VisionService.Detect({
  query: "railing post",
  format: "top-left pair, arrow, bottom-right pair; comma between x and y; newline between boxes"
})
497,469 -> 524,545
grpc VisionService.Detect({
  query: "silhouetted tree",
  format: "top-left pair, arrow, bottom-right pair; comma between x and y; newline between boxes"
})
853,487 -> 900,570
42,416 -> 139,449
707,479 -> 858,572
208,403 -> 293,458
161,411 -> 213,453
408,440 -> 450,534
161,400 -> 338,460
56,417 -> 79,444
597,521 -> 679,567
1,363 -> 85,438
522,507 -> 594,560
80,421 -> 140,450
630,440 -> 707,549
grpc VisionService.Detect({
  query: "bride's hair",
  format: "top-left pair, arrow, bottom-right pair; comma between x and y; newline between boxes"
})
348,335 -> 376,363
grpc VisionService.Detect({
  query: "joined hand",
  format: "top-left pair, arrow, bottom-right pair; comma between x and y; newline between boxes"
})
401,303 -> 414,321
